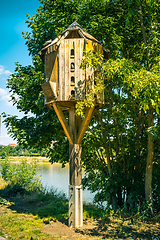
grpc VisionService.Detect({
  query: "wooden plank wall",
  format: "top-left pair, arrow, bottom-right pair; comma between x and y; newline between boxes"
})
85,40 -> 94,97
59,38 -> 86,101
59,40 -> 64,100
45,45 -> 58,82
57,37 -> 104,103
75,39 -> 84,100
86,40 -> 104,104
70,40 -> 75,100
65,40 -> 69,100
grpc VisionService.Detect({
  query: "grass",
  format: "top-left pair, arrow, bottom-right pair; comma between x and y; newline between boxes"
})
0,177 -> 57,239
0,176 -> 160,239
0,208 -> 48,240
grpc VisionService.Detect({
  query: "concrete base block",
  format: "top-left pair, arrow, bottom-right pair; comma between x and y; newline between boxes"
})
69,185 -> 83,228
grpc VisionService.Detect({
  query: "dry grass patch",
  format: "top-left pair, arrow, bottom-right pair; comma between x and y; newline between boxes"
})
6,156 -> 49,164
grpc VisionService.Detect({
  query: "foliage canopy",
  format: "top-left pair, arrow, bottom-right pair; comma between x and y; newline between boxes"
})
3,0 -> 160,212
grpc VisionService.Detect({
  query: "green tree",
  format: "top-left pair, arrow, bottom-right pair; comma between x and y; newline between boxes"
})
3,0 -> 160,212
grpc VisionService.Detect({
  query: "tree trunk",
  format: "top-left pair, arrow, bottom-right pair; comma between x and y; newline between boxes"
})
139,2 -> 154,214
96,110 -> 118,210
145,105 -> 154,215
96,110 -> 112,174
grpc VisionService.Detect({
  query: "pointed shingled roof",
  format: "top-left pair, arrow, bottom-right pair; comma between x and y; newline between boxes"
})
39,21 -> 109,61
60,21 -> 103,45
61,21 -> 83,33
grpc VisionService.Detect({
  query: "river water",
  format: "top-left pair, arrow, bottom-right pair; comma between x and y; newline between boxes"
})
0,161 -> 95,203
38,163 -> 95,203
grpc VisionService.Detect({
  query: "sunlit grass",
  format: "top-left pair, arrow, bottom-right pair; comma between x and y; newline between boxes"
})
0,207 -> 52,240
0,177 -> 64,239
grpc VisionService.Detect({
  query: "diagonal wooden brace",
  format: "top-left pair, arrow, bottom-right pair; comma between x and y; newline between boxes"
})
76,106 -> 95,144
52,103 -> 74,144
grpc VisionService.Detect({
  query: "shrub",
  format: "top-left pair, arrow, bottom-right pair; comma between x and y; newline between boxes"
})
0,158 -> 43,192
1,152 -> 7,159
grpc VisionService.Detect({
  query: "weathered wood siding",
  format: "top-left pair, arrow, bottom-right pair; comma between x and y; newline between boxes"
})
44,45 -> 58,98
45,45 -> 58,82
43,36 -> 104,104
58,38 -> 86,101
86,40 -> 104,104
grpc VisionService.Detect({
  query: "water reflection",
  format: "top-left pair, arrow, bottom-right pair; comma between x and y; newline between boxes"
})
38,163 -> 95,203
38,163 -> 69,192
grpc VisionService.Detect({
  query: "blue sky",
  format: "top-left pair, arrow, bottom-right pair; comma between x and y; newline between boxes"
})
0,0 -> 40,145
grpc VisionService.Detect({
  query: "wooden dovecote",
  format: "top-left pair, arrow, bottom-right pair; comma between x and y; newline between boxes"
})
39,21 -> 109,110
39,22 -> 110,228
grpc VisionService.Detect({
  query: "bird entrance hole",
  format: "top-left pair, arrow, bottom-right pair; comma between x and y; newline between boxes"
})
71,90 -> 75,98
71,49 -> 74,56
71,76 -> 75,86
71,62 -> 75,70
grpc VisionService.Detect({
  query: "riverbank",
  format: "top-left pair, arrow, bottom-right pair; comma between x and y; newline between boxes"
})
0,157 -> 95,204
0,156 -> 56,164
0,177 -> 160,239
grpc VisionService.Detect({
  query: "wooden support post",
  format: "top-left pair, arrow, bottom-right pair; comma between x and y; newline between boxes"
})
52,103 -> 73,144
69,144 -> 82,186
77,106 -> 95,144
51,104 -> 94,228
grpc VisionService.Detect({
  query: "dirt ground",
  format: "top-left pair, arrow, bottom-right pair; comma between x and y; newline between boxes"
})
1,189 -> 160,239
1,203 -> 160,240
42,219 -> 100,240
41,217 -> 160,240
